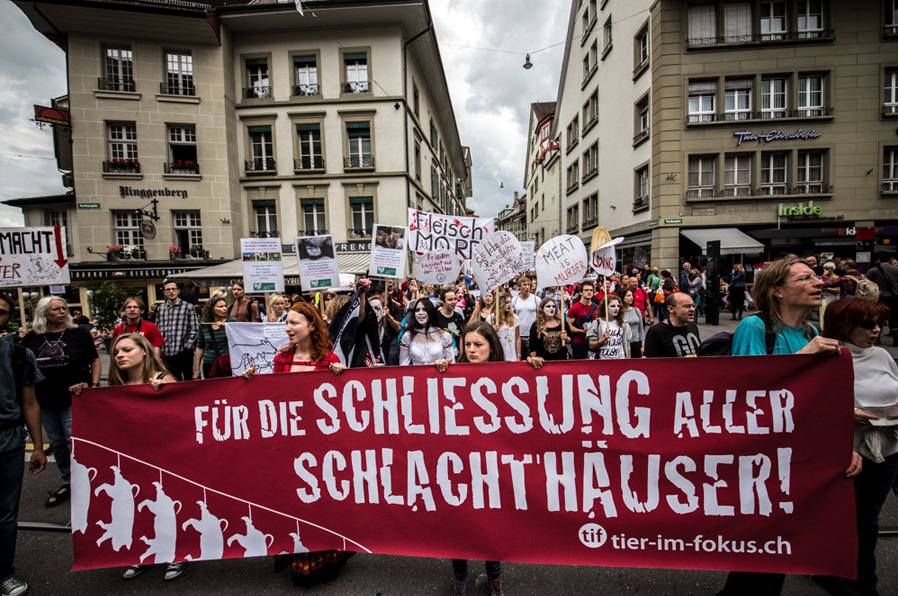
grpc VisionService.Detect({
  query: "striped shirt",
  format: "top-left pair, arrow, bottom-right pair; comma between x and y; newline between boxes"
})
154,298 -> 198,356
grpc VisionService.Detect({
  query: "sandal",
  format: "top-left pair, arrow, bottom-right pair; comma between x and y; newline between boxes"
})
46,484 -> 71,508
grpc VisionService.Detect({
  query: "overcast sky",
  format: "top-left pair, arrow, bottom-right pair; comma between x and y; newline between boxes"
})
0,0 -> 567,226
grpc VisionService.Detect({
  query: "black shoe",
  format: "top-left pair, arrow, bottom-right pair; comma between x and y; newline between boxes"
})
810,575 -> 862,596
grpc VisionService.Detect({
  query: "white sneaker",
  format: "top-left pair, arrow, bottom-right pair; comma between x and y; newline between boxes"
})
164,562 -> 187,581
122,565 -> 146,580
1,577 -> 28,596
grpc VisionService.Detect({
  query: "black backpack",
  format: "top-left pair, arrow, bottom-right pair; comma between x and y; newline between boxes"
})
697,312 -> 776,356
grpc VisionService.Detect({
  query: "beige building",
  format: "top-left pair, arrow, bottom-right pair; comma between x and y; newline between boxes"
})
554,0 -> 898,272
8,0 -> 471,309
523,102 -> 562,246
495,192 -> 527,242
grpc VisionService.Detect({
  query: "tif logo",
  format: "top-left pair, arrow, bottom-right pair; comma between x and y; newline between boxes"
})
578,523 -> 607,549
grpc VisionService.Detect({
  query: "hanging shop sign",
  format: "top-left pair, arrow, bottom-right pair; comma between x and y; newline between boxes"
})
119,186 -> 189,199
733,128 -> 821,147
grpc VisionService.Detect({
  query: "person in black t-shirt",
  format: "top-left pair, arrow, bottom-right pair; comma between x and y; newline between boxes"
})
643,292 -> 701,358
436,287 -> 466,357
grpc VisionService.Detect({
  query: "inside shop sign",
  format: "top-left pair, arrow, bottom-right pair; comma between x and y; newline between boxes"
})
778,200 -> 823,217
734,128 -> 821,147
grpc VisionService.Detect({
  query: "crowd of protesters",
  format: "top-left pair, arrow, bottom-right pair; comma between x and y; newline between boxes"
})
2,250 -> 898,596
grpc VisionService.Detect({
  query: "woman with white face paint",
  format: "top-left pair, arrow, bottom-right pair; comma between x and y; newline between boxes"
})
527,297 -> 570,361
586,295 -> 631,359
399,298 -> 454,368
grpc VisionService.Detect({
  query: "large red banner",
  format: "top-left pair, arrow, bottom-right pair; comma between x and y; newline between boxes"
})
71,352 -> 857,576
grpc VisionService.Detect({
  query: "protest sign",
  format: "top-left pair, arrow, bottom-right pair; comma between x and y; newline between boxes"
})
591,237 -> 624,277
535,235 -> 588,290
225,322 -> 290,376
521,241 -> 535,272
407,209 -> 494,260
241,238 -> 284,293
0,226 -> 70,287
369,225 -> 407,279
415,250 -> 461,285
471,231 -> 523,294
72,353 -> 856,577
296,235 -> 339,291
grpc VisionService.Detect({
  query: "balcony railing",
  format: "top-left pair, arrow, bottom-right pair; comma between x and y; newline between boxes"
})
686,185 -> 833,199
243,86 -> 271,99
566,223 -> 579,234
566,181 -> 579,195
343,81 -> 370,93
164,161 -> 199,174
294,156 -> 325,171
108,248 -> 146,262
348,227 -> 372,238
883,181 -> 898,192
159,82 -> 195,96
686,29 -> 834,49
721,186 -> 753,197
581,168 -> 598,183
250,230 -> 279,238
292,84 -> 320,96
245,158 -> 276,172
298,229 -> 328,236
633,196 -> 649,211
686,107 -> 834,123
98,77 -> 135,92
882,104 -> 898,116
633,58 -> 649,78
103,159 -> 140,173
344,155 -> 374,169
582,115 -> 598,134
633,129 -> 649,146
583,217 -> 598,228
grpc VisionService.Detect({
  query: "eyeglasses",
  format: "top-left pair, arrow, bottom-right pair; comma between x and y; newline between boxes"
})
858,320 -> 886,330
163,287 -> 179,292
785,274 -> 821,284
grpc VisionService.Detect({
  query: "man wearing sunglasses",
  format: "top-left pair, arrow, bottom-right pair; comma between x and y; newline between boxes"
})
719,257 -> 856,596
0,292 -> 46,596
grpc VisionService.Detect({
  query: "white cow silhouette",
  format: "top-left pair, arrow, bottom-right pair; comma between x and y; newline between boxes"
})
70,456 -> 97,535
94,465 -> 139,552
137,482 -> 182,564
227,516 -> 274,558
182,501 -> 228,561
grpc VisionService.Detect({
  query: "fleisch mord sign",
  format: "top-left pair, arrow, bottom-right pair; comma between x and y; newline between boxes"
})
0,226 -> 70,287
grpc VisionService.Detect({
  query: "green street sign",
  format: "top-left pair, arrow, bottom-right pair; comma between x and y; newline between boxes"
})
78,202 -> 101,209
647,220 -> 658,227
663,218 -> 683,225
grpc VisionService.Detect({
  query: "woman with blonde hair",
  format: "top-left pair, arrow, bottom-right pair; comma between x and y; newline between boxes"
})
267,294 -> 288,323
486,292 -> 520,361
108,333 -> 176,389
468,291 -> 495,324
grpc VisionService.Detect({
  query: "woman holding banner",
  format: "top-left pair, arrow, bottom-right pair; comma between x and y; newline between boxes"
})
241,302 -> 348,585
819,298 -> 897,596
399,299 -> 454,367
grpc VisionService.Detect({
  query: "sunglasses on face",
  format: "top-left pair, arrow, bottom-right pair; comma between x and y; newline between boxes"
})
857,320 -> 886,330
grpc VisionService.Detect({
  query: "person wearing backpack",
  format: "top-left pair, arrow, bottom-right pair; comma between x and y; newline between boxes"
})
717,257 -> 857,596
566,280 -> 598,359
866,252 -> 898,345
0,292 -> 46,596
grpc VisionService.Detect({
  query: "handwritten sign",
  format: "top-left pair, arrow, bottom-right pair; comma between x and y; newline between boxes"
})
535,235 -> 588,290
225,322 -> 290,376
472,231 -> 523,294
521,241 -> 535,271
415,250 -> 461,285
407,209 -> 494,260
241,238 -> 284,293
0,226 -> 70,287
591,237 -> 624,277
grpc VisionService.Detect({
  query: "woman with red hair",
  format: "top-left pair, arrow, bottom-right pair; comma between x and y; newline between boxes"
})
817,298 -> 898,596
241,302 -> 347,585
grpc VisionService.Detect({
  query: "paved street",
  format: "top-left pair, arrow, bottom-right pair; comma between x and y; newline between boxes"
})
14,311 -> 898,595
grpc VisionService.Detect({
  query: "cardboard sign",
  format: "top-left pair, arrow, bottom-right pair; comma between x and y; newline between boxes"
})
225,322 -> 290,376
407,209 -> 494,260
369,225 -> 407,279
296,236 -> 339,292
0,226 -> 70,287
471,231 -> 524,294
415,250 -> 461,285
241,238 -> 284,293
71,353 -> 857,577
535,235 -> 588,290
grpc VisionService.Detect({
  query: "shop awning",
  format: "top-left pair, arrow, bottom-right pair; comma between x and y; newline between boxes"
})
680,228 -> 764,256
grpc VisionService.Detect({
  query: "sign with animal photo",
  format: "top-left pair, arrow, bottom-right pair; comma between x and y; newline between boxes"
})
295,235 -> 339,292
225,322 -> 290,376
241,238 -> 284,293
0,226 -> 70,287
368,224 -> 407,279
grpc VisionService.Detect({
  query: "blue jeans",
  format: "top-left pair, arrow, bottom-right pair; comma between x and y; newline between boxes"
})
0,445 -> 25,582
41,406 -> 71,483
452,559 -> 501,582
854,452 -> 898,591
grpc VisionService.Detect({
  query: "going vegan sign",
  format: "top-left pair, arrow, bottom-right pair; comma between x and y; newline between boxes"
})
71,354 -> 856,577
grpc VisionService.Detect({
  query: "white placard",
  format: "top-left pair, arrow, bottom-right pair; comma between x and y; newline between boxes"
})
535,235 -> 588,290
407,208 -> 494,260
415,250 -> 461,285
295,235 -> 340,292
241,238 -> 284,293
0,226 -> 70,287
471,231 -> 524,294
590,236 -> 625,276
521,241 -> 535,271
225,322 -> 290,376
369,224 -> 407,279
